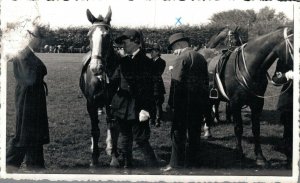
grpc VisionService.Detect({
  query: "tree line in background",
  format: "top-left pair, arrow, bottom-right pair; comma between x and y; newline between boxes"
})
38,6 -> 293,53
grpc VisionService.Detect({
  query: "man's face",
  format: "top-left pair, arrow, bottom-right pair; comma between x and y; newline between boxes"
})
150,50 -> 159,59
27,31 -> 42,49
122,39 -> 138,54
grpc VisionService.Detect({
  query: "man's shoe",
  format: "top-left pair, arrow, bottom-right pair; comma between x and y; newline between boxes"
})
161,165 -> 176,172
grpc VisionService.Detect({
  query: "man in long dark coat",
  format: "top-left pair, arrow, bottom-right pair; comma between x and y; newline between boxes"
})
150,44 -> 166,127
162,33 -> 210,171
272,59 -> 293,168
6,28 -> 49,172
111,30 -> 158,168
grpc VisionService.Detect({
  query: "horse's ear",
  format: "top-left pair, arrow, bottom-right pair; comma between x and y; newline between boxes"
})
87,9 -> 97,24
104,6 -> 112,24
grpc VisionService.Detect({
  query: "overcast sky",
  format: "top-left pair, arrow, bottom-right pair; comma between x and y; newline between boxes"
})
1,0 -> 295,29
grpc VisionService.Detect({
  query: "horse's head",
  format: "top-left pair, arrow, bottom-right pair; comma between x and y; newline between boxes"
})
225,26 -> 243,48
207,26 -> 242,49
273,27 -> 294,70
86,7 -> 112,75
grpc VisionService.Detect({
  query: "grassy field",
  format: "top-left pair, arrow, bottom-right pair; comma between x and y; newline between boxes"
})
5,53 -> 291,175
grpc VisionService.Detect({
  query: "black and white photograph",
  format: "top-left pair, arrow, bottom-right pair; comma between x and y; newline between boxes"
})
0,0 -> 299,182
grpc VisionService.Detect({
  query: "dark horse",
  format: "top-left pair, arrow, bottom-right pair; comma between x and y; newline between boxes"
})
219,27 -> 293,166
200,27 -> 243,138
208,26 -> 243,123
79,7 -> 120,167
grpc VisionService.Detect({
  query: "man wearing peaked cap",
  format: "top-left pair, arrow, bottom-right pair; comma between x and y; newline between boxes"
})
115,30 -> 142,46
162,32 -> 212,171
110,29 -> 159,169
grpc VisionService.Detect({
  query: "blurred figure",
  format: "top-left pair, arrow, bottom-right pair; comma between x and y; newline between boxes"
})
6,27 -> 49,172
150,43 -> 166,127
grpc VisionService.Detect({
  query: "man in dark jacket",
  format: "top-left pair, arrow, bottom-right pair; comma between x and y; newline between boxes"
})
6,28 -> 49,172
150,43 -> 166,127
112,30 -> 158,168
162,33 -> 210,171
272,60 -> 293,168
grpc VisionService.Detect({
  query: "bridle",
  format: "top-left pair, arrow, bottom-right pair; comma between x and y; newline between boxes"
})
227,30 -> 243,49
88,22 -> 113,83
234,27 -> 294,99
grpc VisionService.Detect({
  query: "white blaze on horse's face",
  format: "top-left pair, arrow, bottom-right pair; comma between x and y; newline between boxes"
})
90,26 -> 109,75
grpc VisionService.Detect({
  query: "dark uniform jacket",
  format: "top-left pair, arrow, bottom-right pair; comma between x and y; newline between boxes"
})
12,48 -> 49,147
110,50 -> 155,120
168,47 -> 209,123
272,60 -> 293,112
153,57 -> 166,96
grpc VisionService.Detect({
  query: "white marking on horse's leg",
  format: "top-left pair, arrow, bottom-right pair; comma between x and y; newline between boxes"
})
203,123 -> 212,138
90,137 -> 94,152
105,129 -> 112,156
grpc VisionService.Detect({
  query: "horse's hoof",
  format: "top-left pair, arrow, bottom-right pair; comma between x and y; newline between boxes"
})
214,118 -> 219,123
202,134 -> 212,140
90,161 -> 98,168
256,157 -> 268,167
110,157 -> 120,168
203,130 -> 213,140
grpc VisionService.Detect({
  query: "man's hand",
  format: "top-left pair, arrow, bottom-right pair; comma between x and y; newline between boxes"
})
139,110 -> 150,122
285,70 -> 293,80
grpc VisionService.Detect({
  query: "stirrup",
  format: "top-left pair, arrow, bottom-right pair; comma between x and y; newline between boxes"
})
209,88 -> 219,99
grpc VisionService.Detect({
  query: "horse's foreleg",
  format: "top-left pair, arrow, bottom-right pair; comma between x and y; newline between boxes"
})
231,103 -> 244,161
250,102 -> 266,166
106,116 -> 120,167
203,103 -> 214,139
87,101 -> 100,166
226,102 -> 232,123
213,101 -> 220,123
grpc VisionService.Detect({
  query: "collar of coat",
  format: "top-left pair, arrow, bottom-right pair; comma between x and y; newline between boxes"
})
173,47 -> 192,56
131,48 -> 140,59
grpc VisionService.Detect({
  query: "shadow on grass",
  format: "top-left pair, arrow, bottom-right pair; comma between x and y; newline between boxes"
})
156,140 -> 288,171
260,110 -> 281,124
243,135 -> 282,146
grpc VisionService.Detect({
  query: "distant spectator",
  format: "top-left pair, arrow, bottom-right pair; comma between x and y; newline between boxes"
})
149,43 -> 166,127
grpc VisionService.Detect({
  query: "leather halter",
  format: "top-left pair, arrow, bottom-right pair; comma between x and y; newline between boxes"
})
233,27 -> 293,99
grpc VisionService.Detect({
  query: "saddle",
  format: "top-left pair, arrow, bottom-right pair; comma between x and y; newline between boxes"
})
209,49 -> 234,100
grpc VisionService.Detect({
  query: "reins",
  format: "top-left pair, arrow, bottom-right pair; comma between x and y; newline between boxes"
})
233,27 -> 293,99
